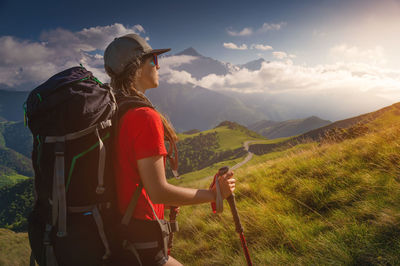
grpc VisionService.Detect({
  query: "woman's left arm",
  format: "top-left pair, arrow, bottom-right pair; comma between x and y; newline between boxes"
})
137,155 -> 235,206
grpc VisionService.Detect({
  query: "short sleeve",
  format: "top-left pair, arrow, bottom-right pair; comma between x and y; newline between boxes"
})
119,107 -> 167,161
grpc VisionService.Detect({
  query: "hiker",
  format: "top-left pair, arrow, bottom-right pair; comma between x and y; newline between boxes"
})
104,33 -> 236,266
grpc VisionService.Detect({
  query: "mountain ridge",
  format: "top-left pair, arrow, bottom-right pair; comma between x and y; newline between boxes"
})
248,116 -> 332,139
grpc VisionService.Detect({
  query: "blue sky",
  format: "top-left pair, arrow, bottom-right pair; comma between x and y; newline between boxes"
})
2,0 -> 399,66
0,0 -> 399,121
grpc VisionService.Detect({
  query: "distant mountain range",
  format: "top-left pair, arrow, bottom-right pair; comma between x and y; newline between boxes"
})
0,47 -> 337,133
0,90 -> 29,122
146,81 -> 266,131
249,101 -> 400,155
172,47 -> 238,79
248,116 -> 332,139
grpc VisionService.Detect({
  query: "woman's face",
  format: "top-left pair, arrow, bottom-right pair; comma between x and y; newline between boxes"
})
136,55 -> 160,92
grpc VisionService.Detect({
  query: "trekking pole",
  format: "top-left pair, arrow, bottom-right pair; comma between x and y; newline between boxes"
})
218,166 -> 253,266
167,206 -> 180,255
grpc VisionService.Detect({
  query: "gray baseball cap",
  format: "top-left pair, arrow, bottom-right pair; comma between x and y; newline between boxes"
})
104,33 -> 171,75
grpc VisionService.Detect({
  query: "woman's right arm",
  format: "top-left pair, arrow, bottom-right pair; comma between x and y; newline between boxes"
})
137,155 -> 236,206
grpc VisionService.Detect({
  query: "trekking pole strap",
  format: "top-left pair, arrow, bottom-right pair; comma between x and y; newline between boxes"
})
215,174 -> 224,213
209,173 -> 224,213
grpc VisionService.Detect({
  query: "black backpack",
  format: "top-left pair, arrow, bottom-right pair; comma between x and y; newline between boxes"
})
25,66 -> 155,265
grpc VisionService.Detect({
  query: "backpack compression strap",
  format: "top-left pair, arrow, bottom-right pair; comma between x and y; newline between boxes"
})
45,119 -> 112,237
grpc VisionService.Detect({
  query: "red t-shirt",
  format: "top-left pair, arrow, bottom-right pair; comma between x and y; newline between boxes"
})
114,107 -> 167,220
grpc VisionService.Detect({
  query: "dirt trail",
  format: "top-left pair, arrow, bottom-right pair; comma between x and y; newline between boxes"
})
230,140 -> 256,171
194,140 -> 257,182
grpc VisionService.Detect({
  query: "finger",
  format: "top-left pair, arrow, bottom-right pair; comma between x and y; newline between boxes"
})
221,170 -> 233,178
227,178 -> 236,183
224,171 -> 233,178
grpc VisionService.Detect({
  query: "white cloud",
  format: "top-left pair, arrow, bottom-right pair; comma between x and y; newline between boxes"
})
250,44 -> 273,51
227,22 -> 286,36
223,42 -> 248,50
272,51 -> 288,59
259,22 -> 287,32
164,69 -> 197,84
0,23 -> 146,88
158,55 -> 198,71
227,27 -> 253,36
330,44 -> 386,65
157,55 -> 199,85
161,58 -> 399,120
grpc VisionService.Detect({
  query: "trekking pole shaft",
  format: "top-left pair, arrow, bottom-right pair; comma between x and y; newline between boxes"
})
227,194 -> 253,266
227,194 -> 243,233
168,206 -> 179,254
240,233 -> 253,266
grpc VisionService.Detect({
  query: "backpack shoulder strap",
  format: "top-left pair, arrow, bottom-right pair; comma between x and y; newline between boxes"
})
121,181 -> 143,226
116,95 -> 155,120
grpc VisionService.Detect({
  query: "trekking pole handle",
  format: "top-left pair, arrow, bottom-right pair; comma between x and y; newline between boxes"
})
218,167 -> 243,234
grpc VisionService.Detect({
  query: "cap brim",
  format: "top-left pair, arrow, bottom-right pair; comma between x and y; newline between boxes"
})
146,48 -> 171,56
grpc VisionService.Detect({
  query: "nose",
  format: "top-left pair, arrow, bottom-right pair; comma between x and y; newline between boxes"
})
156,65 -> 160,70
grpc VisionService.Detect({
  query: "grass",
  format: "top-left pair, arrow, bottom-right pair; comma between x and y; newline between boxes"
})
168,154 -> 248,188
167,116 -> 400,265
0,229 -> 31,266
178,125 -> 266,151
0,173 -> 29,188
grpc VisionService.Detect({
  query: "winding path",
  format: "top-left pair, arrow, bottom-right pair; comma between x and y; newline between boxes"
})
230,140 -> 256,171
193,140 -> 257,182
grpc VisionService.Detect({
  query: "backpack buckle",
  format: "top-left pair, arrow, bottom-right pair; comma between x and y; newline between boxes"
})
96,186 -> 106,194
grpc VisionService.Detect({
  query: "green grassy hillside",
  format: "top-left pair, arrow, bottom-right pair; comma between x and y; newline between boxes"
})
249,102 -> 400,156
0,229 -> 31,266
0,121 -> 33,158
0,166 -> 29,188
167,103 -> 400,265
0,121 -> 33,187
178,121 -> 265,151
0,179 -> 34,232
0,147 -> 33,178
169,121 -> 266,177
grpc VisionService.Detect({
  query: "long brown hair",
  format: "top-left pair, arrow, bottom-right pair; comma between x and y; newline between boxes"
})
105,55 -> 179,171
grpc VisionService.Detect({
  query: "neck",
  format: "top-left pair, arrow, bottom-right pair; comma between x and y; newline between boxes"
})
135,83 -> 146,94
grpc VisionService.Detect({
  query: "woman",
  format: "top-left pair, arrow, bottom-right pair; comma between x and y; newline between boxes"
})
104,34 -> 236,265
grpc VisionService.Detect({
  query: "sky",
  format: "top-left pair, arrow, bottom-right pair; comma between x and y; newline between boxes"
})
1,0 -> 399,120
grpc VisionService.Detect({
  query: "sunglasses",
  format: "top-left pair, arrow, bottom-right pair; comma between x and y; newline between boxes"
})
149,54 -> 159,67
